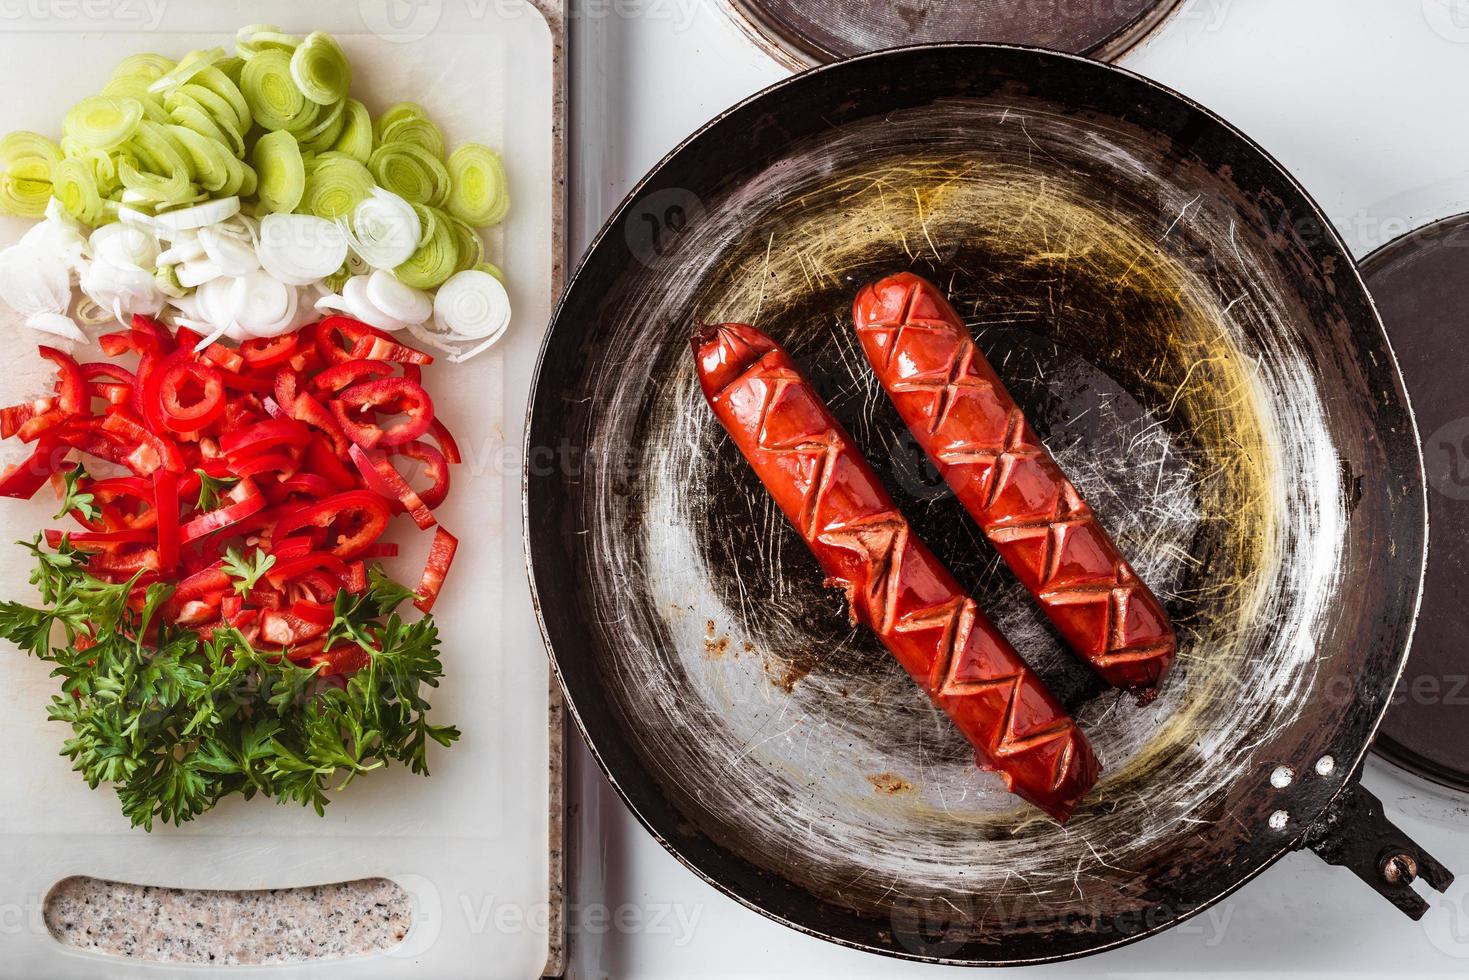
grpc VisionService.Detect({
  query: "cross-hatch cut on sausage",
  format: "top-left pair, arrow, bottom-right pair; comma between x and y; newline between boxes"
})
693,322 -> 1099,821
852,272 -> 1177,689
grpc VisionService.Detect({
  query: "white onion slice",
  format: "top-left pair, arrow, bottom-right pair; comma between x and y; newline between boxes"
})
314,292 -> 351,315
199,225 -> 259,277
79,259 -> 164,317
176,259 -> 224,288
156,230 -> 206,265
152,197 -> 241,234
25,312 -> 86,342
343,274 -> 410,332
365,269 -> 432,324
196,275 -> 246,330
256,213 -> 348,286
433,270 -> 511,341
90,223 -> 160,270
233,271 -> 298,337
114,205 -> 158,229
346,188 -> 419,269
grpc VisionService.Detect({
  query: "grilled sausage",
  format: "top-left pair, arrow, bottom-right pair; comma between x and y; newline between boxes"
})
693,322 -> 1099,821
852,272 -> 1177,689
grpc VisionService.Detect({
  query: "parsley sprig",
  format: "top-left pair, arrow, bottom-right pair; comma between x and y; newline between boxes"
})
0,535 -> 460,830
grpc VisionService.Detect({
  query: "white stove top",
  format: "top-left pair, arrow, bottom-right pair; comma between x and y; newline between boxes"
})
564,1 -> 1469,974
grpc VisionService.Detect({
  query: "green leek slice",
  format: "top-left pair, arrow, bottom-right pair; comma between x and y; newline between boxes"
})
445,142 -> 509,227
63,96 -> 144,150
369,141 -> 449,207
148,46 -> 226,93
473,262 -> 505,283
241,49 -> 313,132
52,157 -> 107,225
394,205 -> 459,289
111,53 -> 175,85
290,31 -> 351,106
378,110 -> 444,158
443,212 -> 485,272
296,98 -> 347,151
236,24 -> 301,59
252,129 -> 305,213
332,99 -> 373,163
299,154 -> 372,219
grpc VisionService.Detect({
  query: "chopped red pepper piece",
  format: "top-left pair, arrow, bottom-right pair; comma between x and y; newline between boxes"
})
413,527 -> 458,612
0,434 -> 64,499
240,334 -> 300,370
180,477 -> 265,543
333,378 -> 434,447
347,445 -> 435,529
157,356 -> 226,433
153,470 -> 180,572
388,440 -> 451,509
273,489 -> 393,558
38,346 -> 88,416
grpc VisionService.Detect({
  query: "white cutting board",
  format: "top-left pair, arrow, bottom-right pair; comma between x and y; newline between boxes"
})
0,2 -> 555,977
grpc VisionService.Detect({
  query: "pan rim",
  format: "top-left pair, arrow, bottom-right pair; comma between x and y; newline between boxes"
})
522,42 -> 1429,965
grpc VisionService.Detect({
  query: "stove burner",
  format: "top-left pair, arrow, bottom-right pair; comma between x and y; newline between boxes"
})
1363,212 -> 1469,793
721,0 -> 1183,67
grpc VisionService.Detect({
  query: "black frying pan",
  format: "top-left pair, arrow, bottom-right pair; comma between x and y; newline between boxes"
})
525,45 -> 1451,964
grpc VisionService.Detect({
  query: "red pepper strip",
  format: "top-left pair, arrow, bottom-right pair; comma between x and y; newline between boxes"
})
180,477 -> 265,543
287,570 -> 338,604
347,444 -> 435,529
57,420 -> 138,472
261,396 -> 290,421
153,470 -> 179,572
100,412 -> 185,473
306,433 -> 357,490
270,536 -> 315,560
82,363 -> 136,386
260,606 -> 329,646
201,343 -> 244,374
413,527 -> 458,612
219,370 -> 276,394
315,316 -> 385,365
44,527 -> 155,551
17,407 -> 70,442
401,363 -> 422,386
273,489 -> 392,559
132,314 -> 174,351
359,542 -> 399,558
173,563 -> 229,604
99,332 -> 135,357
275,473 -> 336,501
37,346 -> 88,416
157,356 -> 226,433
427,417 -> 461,464
241,334 -> 299,370
222,395 -> 266,432
290,391 -> 349,455
290,599 -> 334,627
232,452 -> 299,480
329,399 -> 382,449
0,434 -> 64,499
273,367 -> 299,411
0,397 -> 56,439
334,378 -> 434,447
310,643 -> 371,676
132,348 -> 159,425
313,358 -> 393,394
220,418 -> 311,459
363,335 -> 433,365
93,383 -> 131,407
266,551 -> 349,588
345,560 -> 366,594
88,546 -> 161,578
91,477 -> 157,530
174,326 -> 203,350
387,440 -> 450,509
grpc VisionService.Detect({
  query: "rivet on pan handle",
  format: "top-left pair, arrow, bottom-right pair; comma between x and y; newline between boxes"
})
1302,782 -> 1454,919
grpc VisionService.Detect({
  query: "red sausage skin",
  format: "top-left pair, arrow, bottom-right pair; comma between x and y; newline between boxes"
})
852,273 -> 1177,689
693,322 -> 1099,822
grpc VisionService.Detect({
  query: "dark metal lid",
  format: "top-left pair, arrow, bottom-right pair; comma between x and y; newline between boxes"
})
721,0 -> 1182,68
1363,212 -> 1469,792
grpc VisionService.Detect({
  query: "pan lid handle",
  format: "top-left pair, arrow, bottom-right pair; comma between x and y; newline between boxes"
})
1302,782 -> 1454,919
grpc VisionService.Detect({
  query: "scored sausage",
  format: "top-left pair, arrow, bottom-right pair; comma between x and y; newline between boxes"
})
693,322 -> 1099,822
852,272 -> 1177,689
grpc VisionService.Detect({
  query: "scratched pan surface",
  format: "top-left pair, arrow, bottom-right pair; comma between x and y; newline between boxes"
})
525,46 -> 1425,964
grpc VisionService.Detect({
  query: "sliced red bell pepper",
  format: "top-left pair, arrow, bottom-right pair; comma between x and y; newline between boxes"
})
37,346 -> 88,416
260,605 -> 329,646
273,489 -> 392,558
42,528 -> 155,551
344,560 -> 366,594
91,476 -> 157,530
347,444 -> 435,529
153,470 -> 179,572
427,417 -> 461,464
180,477 -> 265,543
413,527 -> 458,612
266,550 -> 349,588
333,378 -> 434,447
240,334 -> 299,370
0,397 -> 56,439
200,342 -> 244,374
290,391 -> 349,455
388,440 -> 450,509
16,407 -> 70,442
99,412 -> 185,473
0,434 -> 64,499
310,642 -> 371,676
156,356 -> 226,433
313,359 -> 393,394
220,418 -> 312,460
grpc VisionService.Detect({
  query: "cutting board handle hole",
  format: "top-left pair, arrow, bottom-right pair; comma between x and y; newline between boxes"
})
43,875 -> 412,965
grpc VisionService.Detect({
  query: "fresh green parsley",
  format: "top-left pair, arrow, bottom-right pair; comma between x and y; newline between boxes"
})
0,535 -> 460,830
52,464 -> 99,523
222,546 -> 275,596
194,470 -> 240,512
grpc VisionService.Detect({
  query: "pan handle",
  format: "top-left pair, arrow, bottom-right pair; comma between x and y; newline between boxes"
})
1302,782 -> 1454,919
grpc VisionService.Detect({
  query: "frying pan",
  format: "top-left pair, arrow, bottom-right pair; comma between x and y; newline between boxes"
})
525,45 -> 1452,964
